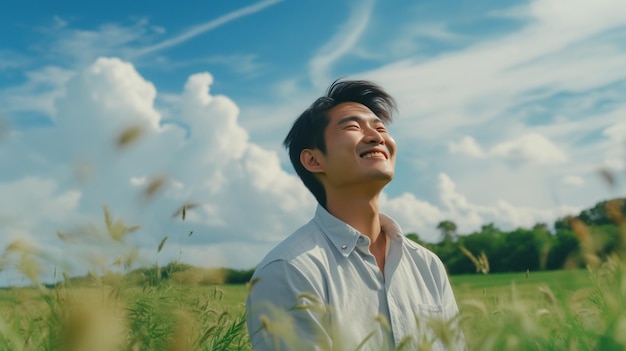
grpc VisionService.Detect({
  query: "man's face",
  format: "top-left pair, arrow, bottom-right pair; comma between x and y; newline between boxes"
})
314,102 -> 396,189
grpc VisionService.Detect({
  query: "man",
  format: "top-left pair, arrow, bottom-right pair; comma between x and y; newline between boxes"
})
246,80 -> 464,350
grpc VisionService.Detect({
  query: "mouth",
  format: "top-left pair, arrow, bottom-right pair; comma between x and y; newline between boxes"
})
359,148 -> 389,160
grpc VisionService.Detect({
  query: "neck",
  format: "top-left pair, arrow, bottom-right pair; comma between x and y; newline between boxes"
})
325,190 -> 382,241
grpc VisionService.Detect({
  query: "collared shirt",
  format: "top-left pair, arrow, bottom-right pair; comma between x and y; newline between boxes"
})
246,205 -> 464,351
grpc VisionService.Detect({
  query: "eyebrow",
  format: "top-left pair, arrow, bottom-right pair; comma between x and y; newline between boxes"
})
336,115 -> 383,126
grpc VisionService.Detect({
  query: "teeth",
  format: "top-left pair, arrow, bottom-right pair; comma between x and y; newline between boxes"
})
361,152 -> 385,159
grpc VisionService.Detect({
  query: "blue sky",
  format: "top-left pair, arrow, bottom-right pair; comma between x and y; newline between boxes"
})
1,0 -> 626,284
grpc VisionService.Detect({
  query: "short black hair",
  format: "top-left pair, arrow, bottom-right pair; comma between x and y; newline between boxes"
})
283,79 -> 397,208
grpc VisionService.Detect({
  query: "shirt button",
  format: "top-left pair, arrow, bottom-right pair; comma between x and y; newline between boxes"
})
341,245 -> 348,250
357,237 -> 366,245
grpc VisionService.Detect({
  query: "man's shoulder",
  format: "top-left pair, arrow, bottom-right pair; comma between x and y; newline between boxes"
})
255,219 -> 328,272
401,236 -> 446,266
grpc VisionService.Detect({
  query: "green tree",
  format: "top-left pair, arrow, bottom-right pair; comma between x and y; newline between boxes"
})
547,229 -> 581,269
458,224 -> 504,273
437,220 -> 458,243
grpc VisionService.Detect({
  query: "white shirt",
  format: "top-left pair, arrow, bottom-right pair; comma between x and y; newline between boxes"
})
246,205 -> 464,351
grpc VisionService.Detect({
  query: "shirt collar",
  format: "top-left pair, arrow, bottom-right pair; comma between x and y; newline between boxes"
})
313,204 -> 404,257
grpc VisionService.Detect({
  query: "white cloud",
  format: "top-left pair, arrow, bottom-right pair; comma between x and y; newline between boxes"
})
309,0 -> 375,88
563,175 -> 585,186
449,133 -> 567,164
1,66 -> 75,116
380,192 -> 444,235
603,159 -> 625,171
151,54 -> 264,76
130,177 -> 147,187
363,0 -> 626,142
52,15 -> 68,30
50,22 -> 148,66
0,50 -> 30,70
381,173 -> 580,242
448,136 -> 485,158
388,22 -> 465,57
0,177 -> 82,237
1,57 -> 314,278
604,122 -> 626,143
408,23 -> 463,42
489,133 -> 567,164
4,0 -> 626,276
132,0 -> 282,58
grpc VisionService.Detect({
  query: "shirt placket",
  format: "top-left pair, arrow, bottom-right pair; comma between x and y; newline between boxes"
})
355,235 -> 395,349
384,239 -> 404,347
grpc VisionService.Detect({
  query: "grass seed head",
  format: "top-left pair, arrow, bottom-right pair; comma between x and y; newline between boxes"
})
539,285 -> 557,305
60,291 -> 127,351
167,310 -> 195,351
158,236 -> 168,253
142,176 -> 167,202
115,124 -> 144,149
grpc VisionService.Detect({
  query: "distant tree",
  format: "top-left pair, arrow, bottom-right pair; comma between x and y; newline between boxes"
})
547,229 -> 581,270
579,199 -> 625,226
480,223 -> 500,237
554,198 -> 625,230
554,215 -> 576,231
437,220 -> 458,243
459,225 -> 504,273
224,268 -> 255,284
531,224 -> 553,270
533,222 -> 550,233
500,228 -> 548,272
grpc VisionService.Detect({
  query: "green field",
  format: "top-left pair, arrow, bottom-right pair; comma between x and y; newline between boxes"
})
1,267 -> 615,350
452,268 -> 591,301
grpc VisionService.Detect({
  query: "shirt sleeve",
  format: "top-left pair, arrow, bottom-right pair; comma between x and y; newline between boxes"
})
246,260 -> 331,351
438,260 -> 468,351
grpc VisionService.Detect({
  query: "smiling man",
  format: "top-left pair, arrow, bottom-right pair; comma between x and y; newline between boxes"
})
246,80 -> 465,351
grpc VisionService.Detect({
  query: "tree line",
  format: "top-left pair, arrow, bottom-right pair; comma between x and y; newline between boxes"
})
64,197 -> 622,287
408,198 -> 626,275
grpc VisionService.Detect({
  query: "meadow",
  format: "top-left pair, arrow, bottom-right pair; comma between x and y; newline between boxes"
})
0,265 -> 620,350
0,151 -> 623,349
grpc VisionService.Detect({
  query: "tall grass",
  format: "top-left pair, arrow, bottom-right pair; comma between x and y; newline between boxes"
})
0,269 -> 250,350
0,203 -> 251,351
1,202 -> 626,350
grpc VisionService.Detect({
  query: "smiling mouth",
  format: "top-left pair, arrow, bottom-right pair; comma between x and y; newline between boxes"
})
359,150 -> 388,159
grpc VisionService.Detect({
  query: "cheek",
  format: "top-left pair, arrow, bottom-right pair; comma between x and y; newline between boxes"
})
387,137 -> 397,153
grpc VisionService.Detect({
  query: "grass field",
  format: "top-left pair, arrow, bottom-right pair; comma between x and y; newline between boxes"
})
0,267 -> 610,350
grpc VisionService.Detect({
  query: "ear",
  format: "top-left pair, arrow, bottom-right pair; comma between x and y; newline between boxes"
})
300,149 -> 325,174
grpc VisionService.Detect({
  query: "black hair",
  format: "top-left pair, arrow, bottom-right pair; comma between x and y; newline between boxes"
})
283,79 -> 397,208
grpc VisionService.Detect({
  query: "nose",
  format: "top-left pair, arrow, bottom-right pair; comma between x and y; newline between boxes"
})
364,127 -> 384,144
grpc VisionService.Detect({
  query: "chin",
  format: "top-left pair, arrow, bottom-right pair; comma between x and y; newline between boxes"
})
368,171 -> 394,182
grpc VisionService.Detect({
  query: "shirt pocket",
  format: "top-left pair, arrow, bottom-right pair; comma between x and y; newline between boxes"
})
415,304 -> 447,351
417,304 -> 443,314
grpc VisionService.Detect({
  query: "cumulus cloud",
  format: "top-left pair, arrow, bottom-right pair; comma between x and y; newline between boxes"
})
0,177 -> 81,236
563,175 -> 585,186
0,57 -> 313,279
4,0 -> 625,279
448,136 -> 485,158
489,133 -> 567,164
449,133 -> 567,164
381,173 -> 579,242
